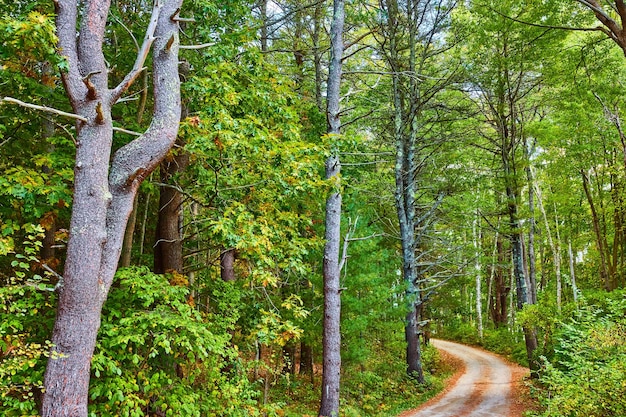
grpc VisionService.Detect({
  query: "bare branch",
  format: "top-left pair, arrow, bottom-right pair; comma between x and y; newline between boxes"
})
344,28 -> 377,50
347,233 -> 384,242
342,160 -> 391,166
179,42 -> 216,50
487,4 -> 612,36
41,262 -> 64,283
342,109 -> 376,129
113,126 -> 142,136
112,14 -> 140,52
576,0 -> 613,21
111,0 -> 164,104
339,216 -> 359,273
2,97 -> 88,122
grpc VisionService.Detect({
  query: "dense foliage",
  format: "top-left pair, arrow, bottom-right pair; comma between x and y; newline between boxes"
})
3,0 -> 626,415
532,291 -> 626,417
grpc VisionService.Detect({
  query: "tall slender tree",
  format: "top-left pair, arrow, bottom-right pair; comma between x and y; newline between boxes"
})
319,0 -> 345,415
377,0 -> 457,382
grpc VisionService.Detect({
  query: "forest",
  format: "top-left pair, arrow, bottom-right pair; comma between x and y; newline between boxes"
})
2,0 -> 626,416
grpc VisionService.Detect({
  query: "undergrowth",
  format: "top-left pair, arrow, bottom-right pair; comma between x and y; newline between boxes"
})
269,342 -> 457,417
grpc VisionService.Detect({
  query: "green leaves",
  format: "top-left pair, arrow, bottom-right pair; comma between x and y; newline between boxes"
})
536,291 -> 626,417
88,267 -> 255,416
0,10 -> 58,68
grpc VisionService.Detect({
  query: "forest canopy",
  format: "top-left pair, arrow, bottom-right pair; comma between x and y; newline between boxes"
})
1,0 -> 626,416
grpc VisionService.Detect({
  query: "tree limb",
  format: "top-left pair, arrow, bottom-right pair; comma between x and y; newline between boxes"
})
487,3 -> 612,35
2,97 -> 88,122
110,0 -> 163,104
54,0 -> 85,102
617,0 -> 626,23
179,42 -> 216,49
113,126 -> 142,136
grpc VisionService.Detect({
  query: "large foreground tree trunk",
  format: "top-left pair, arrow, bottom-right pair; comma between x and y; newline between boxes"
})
42,1 -> 182,414
319,0 -> 344,416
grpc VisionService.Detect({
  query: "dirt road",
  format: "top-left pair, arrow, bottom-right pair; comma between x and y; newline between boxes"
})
401,339 -> 522,417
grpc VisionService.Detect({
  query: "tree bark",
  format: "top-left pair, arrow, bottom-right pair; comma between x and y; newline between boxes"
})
299,341 -> 314,382
473,210 -> 483,340
282,343 -> 296,375
490,235 -> 509,328
42,1 -> 182,414
220,248 -> 237,282
568,238 -> 579,303
525,142 -> 538,305
319,0 -> 344,415
507,184 -> 538,371
383,0 -> 428,383
119,194 -> 138,267
154,147 -> 189,274
581,169 -> 612,290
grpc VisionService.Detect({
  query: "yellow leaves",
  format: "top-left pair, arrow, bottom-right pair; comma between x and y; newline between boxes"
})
255,310 -> 303,347
31,154 -> 53,169
2,11 -> 59,78
34,13 -> 47,25
167,270 -> 188,287
225,91 -> 240,105
281,294 -> 310,320
254,269 -> 279,288
39,211 -> 55,231
0,236 -> 15,256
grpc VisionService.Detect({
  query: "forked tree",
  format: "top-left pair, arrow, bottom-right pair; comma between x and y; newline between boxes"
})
35,0 -> 184,414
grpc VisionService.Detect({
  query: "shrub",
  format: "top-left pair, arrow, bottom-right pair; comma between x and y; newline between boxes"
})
533,291 -> 626,417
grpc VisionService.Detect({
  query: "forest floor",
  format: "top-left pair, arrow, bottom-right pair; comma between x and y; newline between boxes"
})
398,339 -> 535,417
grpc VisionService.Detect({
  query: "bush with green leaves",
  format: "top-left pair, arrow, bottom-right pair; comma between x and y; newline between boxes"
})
1,264 -> 281,416
89,266 -> 273,417
533,291 -> 626,417
0,224 -> 55,416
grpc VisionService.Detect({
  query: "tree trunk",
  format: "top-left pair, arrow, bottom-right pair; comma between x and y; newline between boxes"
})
568,239 -> 579,303
473,210 -> 483,340
259,0 -> 268,52
42,1 -> 182,414
533,178 -> 564,310
581,169 -> 611,290
490,235 -> 509,328
554,208 -> 563,310
299,341 -> 314,382
386,0 -> 425,383
505,138 -> 538,367
154,147 -> 188,274
507,189 -> 538,371
486,221 -> 499,326
119,194 -> 138,267
282,343 -> 296,375
525,145 -> 538,305
319,1 -> 344,416
220,248 -> 236,282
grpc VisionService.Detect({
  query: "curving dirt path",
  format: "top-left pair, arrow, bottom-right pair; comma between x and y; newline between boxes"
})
400,339 -> 527,417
